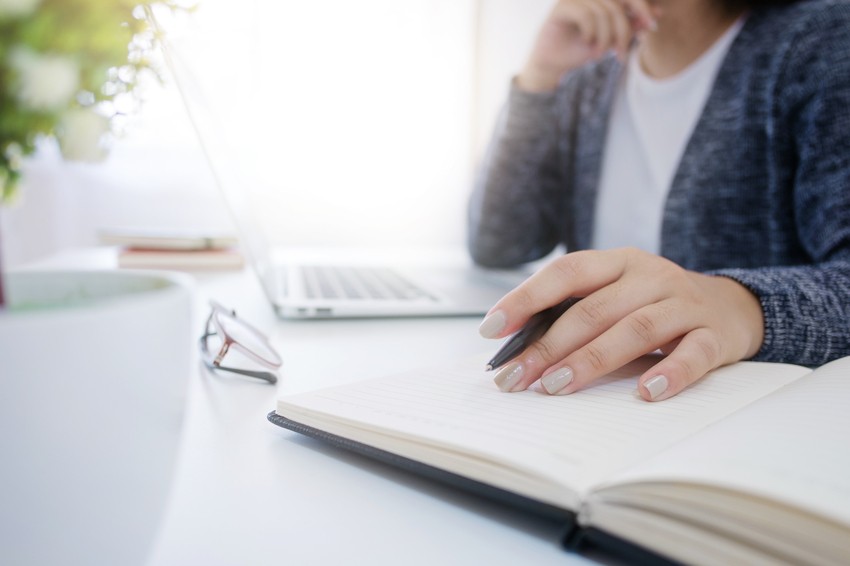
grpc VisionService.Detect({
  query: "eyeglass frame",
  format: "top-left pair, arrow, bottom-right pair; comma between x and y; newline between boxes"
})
199,301 -> 282,384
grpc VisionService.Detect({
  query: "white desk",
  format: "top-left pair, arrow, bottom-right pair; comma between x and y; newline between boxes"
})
31,249 -> 595,566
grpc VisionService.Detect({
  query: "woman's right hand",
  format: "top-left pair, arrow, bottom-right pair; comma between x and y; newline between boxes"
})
518,0 -> 658,92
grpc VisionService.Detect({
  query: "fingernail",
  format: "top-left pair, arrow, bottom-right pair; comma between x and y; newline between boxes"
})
643,375 -> 669,400
648,19 -> 658,32
493,362 -> 524,392
479,310 -> 507,339
541,367 -> 574,395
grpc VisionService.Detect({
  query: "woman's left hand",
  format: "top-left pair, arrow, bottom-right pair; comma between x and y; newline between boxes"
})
478,248 -> 765,401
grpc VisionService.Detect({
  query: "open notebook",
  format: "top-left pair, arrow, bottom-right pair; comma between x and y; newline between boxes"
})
270,354 -> 850,565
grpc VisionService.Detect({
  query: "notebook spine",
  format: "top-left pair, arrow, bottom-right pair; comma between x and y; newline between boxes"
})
568,526 -> 682,566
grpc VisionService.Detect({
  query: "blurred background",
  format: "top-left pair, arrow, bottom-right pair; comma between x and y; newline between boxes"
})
0,0 -> 552,267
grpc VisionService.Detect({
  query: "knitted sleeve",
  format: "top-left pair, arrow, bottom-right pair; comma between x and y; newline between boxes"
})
712,3 -> 850,366
467,79 -> 572,268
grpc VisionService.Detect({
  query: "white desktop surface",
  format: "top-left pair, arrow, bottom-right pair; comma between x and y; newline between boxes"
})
27,249 -> 595,566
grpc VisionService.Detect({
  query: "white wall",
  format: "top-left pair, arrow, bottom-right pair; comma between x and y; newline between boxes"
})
0,0 -> 554,268
474,0 -> 551,161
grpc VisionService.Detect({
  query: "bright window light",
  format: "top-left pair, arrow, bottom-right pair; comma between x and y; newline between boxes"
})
159,0 -> 478,249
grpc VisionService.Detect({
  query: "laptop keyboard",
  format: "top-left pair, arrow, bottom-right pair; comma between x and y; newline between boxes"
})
302,265 -> 437,301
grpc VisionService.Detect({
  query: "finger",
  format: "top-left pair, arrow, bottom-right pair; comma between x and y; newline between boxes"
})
548,273 -> 662,353
581,0 -> 613,52
559,0 -> 623,49
551,0 -> 599,46
480,250 -> 629,339
659,337 -> 682,356
535,299 -> 689,395
497,288 -> 678,394
595,0 -> 635,55
501,276 -> 662,391
637,327 -> 725,401
620,0 -> 658,31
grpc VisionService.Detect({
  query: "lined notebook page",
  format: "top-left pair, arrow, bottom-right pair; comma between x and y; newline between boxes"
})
277,355 -> 808,508
603,355 -> 850,526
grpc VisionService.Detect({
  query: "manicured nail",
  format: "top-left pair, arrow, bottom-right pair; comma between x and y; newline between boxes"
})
643,375 -> 669,400
541,367 -> 574,395
479,310 -> 507,339
493,362 -> 524,392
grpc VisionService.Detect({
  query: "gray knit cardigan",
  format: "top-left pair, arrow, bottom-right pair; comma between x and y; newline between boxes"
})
468,0 -> 850,366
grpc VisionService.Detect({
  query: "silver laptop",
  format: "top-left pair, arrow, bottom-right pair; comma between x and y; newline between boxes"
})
158,19 -> 526,319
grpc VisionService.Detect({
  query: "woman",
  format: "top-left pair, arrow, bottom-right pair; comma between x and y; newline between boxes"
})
469,0 -> 850,401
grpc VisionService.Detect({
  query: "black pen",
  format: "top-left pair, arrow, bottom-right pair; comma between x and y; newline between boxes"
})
485,297 -> 580,371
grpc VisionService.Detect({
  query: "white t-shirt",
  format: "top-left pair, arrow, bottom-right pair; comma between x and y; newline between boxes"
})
591,19 -> 744,254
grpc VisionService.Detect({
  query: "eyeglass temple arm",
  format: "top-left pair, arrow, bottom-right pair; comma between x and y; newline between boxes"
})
201,358 -> 278,385
198,333 -> 278,385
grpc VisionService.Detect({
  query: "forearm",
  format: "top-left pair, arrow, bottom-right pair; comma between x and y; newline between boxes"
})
468,85 -> 564,268
712,261 -> 850,366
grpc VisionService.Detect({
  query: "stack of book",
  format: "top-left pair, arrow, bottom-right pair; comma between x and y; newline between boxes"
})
100,228 -> 245,270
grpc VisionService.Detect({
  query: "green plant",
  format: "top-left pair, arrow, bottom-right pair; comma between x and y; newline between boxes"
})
0,0 -> 189,309
0,0 -> 186,201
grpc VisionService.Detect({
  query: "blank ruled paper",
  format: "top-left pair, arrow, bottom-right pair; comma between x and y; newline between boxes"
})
607,355 -> 850,526
277,355 -> 809,504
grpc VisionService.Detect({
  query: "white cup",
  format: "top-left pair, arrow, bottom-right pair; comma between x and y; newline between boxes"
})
0,270 -> 194,566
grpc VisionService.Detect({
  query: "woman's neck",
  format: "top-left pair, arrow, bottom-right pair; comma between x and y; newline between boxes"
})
639,1 -> 745,79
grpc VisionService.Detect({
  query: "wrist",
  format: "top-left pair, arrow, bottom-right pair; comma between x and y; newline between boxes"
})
516,65 -> 561,93
708,275 -> 766,360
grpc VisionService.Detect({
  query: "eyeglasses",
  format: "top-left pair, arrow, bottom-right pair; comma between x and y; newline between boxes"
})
199,301 -> 282,384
